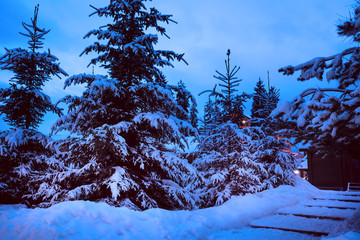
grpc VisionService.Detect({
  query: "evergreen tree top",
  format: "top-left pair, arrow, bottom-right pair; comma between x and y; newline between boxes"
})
19,4 -> 50,52
0,5 -> 66,130
214,49 -> 241,100
81,0 -> 187,87
254,78 -> 265,90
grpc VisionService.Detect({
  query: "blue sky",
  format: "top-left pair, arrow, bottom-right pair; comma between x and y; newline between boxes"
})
0,0 -> 356,136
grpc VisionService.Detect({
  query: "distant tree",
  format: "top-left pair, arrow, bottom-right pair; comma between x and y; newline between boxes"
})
252,74 -> 280,120
273,3 -> 360,158
259,86 -> 280,118
215,49 -> 242,121
0,5 -> 67,204
203,94 -> 221,134
251,78 -> 266,118
200,50 -> 248,129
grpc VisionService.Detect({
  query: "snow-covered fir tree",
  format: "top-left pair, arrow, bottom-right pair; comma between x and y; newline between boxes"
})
273,3 -> 360,159
28,0 -> 201,210
0,5 -> 67,204
196,57 -> 294,207
193,123 -> 297,207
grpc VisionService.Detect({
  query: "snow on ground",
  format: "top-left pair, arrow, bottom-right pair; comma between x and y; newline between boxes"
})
0,177 -> 357,240
324,232 -> 360,240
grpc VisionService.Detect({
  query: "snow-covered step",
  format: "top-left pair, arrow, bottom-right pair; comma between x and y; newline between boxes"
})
250,214 -> 340,237
326,192 -> 360,197
209,227 -> 320,240
347,182 -> 360,192
304,199 -> 360,210
337,193 -> 360,197
313,196 -> 360,203
277,206 -> 355,221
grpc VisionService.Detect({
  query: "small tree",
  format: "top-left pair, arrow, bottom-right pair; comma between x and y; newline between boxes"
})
200,50 -> 248,128
258,86 -> 280,118
215,49 -> 241,121
0,5 -> 67,204
175,80 -> 190,120
251,78 -> 267,118
0,5 -> 67,129
251,73 -> 280,123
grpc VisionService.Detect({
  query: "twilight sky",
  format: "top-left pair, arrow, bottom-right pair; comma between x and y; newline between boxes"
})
0,0 -> 356,136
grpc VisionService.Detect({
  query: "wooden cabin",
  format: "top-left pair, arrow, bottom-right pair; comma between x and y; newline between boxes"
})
305,149 -> 360,191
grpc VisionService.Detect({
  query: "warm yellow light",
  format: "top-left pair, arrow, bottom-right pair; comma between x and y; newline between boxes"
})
294,170 -> 300,175
242,120 -> 246,124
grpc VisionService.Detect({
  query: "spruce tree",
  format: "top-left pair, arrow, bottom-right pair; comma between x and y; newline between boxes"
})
0,5 -> 66,129
257,87 -> 280,119
54,0 -> 189,145
36,0 -> 200,210
264,86 -> 280,116
251,78 -> 266,118
0,5 -> 67,204
251,74 -> 280,128
203,95 -> 217,134
200,50 -> 248,127
215,49 -> 241,122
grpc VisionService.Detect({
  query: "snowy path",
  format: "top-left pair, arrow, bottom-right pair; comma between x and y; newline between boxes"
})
211,191 -> 360,240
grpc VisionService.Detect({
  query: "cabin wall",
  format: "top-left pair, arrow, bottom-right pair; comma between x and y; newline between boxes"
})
307,150 -> 360,190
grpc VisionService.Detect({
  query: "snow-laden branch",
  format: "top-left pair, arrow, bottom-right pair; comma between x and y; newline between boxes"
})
279,47 -> 358,81
300,88 -> 350,98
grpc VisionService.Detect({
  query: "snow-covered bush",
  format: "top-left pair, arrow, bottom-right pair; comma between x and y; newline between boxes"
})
193,123 -> 297,207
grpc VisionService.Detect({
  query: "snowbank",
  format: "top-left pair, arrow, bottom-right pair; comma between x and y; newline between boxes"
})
0,177 -> 320,240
